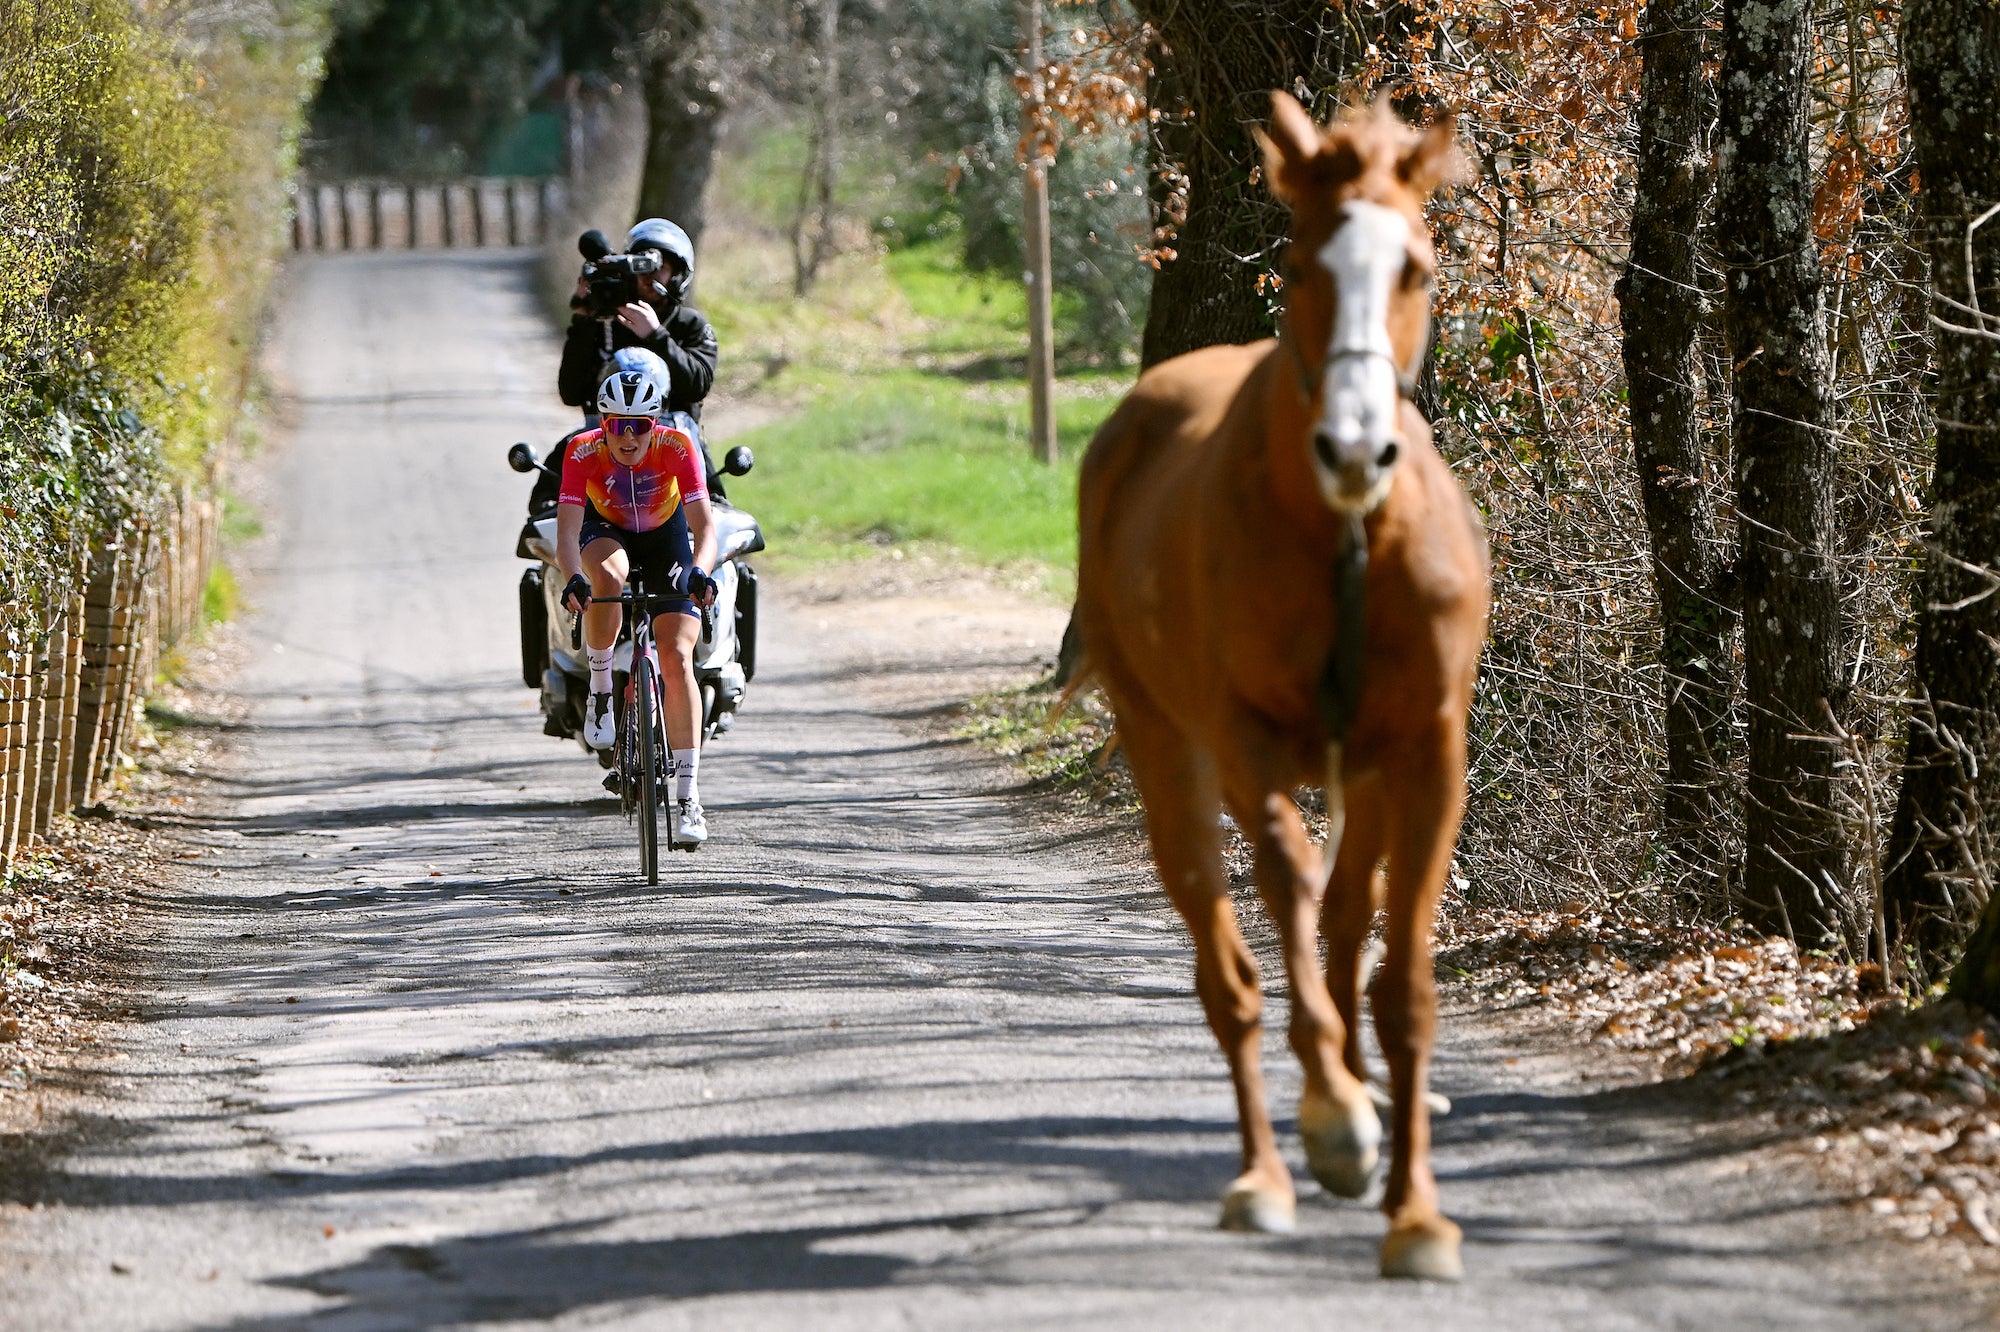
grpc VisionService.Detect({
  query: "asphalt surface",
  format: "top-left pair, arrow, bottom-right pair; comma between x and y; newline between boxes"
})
0,251 -> 1960,1329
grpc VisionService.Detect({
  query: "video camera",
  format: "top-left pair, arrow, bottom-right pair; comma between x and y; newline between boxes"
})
575,229 -> 666,321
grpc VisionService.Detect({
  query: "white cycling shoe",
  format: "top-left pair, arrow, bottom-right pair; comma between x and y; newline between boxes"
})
674,799 -> 708,846
583,691 -> 616,750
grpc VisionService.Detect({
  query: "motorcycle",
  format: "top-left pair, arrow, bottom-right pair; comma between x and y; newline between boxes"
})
506,431 -> 764,762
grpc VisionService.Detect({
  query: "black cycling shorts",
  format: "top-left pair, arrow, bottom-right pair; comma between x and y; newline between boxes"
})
578,506 -> 699,620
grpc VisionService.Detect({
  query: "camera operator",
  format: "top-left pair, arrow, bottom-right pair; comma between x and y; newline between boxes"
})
558,217 -> 719,436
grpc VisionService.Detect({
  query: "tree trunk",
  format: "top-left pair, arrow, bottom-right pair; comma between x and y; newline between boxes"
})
1615,0 -> 1735,875
1055,2 -> 1383,686
791,0 -> 841,297
1888,0 -> 2000,997
1131,0 -> 1365,368
1020,0 -> 1058,464
637,0 -> 726,257
1718,0 -> 1848,940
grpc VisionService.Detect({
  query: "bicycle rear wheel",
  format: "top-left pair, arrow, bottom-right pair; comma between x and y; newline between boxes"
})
635,652 -> 660,884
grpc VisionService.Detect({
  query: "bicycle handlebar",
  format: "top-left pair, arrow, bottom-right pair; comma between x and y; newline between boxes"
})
567,586 -> 710,651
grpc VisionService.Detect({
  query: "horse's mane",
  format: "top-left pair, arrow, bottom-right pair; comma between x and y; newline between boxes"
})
1322,99 -> 1426,175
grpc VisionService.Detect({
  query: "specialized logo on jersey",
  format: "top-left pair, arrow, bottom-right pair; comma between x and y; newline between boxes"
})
556,426 -> 707,534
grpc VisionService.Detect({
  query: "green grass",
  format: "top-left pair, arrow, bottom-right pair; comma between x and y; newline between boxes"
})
221,491 -> 261,543
697,174 -> 1133,594
719,369 -> 1121,594
202,564 -> 240,624
884,241 -> 1026,354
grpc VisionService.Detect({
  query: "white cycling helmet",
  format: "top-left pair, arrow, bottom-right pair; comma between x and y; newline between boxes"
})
597,368 -> 666,418
626,218 -> 695,300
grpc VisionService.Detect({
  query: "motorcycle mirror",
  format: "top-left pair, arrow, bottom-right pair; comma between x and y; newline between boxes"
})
507,442 -> 541,474
722,445 -> 755,477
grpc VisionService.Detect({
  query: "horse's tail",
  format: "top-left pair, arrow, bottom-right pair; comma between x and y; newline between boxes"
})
1050,656 -> 1094,722
1048,653 -> 1123,773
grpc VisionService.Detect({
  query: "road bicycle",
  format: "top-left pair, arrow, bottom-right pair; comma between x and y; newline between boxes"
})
572,576 -> 696,884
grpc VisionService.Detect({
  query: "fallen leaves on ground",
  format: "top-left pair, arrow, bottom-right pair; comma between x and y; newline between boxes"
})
1439,904 -> 2000,1261
0,821 -> 153,1123
1703,1001 -> 2000,1254
1435,907 -> 1888,1075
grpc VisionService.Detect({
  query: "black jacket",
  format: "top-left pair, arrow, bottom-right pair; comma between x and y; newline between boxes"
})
558,300 -> 718,417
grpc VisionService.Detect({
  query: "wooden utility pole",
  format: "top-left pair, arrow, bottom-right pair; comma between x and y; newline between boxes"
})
1019,0 -> 1058,464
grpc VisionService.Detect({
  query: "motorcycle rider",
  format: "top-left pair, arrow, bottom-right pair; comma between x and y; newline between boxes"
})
557,367 -> 719,845
559,218 -> 718,450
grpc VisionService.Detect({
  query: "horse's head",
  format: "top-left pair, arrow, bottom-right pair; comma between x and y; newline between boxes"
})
1258,93 -> 1464,514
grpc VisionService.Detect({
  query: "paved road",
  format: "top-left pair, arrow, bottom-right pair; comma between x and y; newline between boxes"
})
0,252 -> 1956,1329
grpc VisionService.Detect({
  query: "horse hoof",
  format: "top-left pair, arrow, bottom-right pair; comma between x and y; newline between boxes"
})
1219,1177 -> 1296,1234
1380,1219 -> 1463,1281
1298,1090 -> 1381,1199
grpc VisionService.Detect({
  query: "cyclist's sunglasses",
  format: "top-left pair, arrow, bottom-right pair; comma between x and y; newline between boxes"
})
604,415 -> 657,438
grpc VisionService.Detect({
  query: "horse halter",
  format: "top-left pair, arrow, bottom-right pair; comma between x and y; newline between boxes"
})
1283,298 -> 1386,744
1276,223 -> 1423,744
1279,274 -> 1423,407
1279,193 -> 1429,409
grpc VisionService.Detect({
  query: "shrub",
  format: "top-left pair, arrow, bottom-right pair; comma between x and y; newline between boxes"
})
0,0 -> 326,627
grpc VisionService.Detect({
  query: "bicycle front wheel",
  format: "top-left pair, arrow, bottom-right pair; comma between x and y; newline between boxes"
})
635,651 -> 660,884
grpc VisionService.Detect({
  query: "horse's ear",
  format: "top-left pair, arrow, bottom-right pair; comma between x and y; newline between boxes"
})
1397,114 -> 1469,199
1256,91 -> 1324,201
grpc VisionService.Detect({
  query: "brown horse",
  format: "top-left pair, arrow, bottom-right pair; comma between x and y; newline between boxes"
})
1074,94 -> 1488,1280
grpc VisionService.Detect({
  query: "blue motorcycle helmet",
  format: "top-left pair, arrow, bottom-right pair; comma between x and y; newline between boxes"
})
626,218 -> 695,302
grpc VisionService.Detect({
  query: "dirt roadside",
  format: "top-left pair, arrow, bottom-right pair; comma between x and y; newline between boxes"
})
0,631 -> 247,1145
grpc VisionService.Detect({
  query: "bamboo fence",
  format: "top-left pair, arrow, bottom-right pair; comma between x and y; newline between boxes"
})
0,485 -> 220,872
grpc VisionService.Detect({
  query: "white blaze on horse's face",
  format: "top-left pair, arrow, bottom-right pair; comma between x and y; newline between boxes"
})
1313,200 -> 1417,514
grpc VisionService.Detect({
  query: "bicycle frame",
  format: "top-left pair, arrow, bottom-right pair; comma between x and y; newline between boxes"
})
578,574 -> 686,883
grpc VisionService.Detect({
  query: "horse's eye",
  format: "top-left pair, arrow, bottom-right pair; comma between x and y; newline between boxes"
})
1400,262 -> 1433,294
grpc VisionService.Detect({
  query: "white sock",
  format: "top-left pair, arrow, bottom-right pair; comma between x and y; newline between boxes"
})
587,648 -> 614,696
673,747 -> 698,802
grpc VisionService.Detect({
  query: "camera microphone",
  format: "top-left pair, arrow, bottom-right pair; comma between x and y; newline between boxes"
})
578,229 -> 612,262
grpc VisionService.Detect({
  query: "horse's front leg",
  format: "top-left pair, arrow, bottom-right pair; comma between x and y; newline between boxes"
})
1224,746 -> 1381,1203
1373,725 -> 1468,1281
1321,771 -> 1387,1101
1120,711 -> 1293,1233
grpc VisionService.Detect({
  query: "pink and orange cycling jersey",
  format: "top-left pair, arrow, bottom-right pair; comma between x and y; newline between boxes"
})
557,424 -> 708,532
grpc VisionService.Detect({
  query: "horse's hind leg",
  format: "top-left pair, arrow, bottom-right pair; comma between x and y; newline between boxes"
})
1373,731 -> 1467,1281
1120,710 -> 1293,1233
1224,753 -> 1380,1202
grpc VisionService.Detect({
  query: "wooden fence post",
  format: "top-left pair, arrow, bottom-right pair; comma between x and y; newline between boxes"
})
32,605 -> 61,839
1,634 -> 19,866
16,624 -> 46,851
40,584 -> 85,830
98,524 -> 157,788
72,538 -> 124,807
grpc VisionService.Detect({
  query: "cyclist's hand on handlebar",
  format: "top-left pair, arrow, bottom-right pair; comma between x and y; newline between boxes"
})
562,573 -> 594,615
667,564 -> 717,606
689,568 -> 718,608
